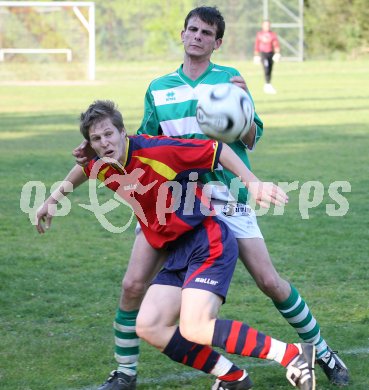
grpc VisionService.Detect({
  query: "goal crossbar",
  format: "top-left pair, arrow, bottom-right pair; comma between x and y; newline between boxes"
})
0,2 -> 94,7
0,48 -> 72,62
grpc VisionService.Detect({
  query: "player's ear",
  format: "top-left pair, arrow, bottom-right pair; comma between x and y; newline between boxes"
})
180,30 -> 185,42
214,38 -> 222,50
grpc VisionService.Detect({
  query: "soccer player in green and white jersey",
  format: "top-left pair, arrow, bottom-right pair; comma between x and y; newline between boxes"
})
74,6 -> 349,390
135,6 -> 348,387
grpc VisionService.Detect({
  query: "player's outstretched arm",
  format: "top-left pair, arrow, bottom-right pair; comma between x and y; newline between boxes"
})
35,165 -> 87,234
218,143 -> 288,207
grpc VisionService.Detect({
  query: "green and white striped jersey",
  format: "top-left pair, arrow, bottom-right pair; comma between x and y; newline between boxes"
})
137,62 -> 264,204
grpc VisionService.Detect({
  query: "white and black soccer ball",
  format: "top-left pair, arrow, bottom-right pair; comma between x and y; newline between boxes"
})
196,83 -> 255,143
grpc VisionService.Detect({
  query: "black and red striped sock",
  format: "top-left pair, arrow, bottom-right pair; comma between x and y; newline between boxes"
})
212,319 -> 299,366
163,327 -> 245,380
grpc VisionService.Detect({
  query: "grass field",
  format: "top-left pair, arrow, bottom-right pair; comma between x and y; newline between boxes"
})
0,59 -> 368,390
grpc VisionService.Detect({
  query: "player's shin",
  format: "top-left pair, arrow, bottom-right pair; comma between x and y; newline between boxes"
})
273,284 -> 328,358
114,308 -> 140,376
211,319 -> 317,388
211,319 -> 300,365
163,327 -> 246,380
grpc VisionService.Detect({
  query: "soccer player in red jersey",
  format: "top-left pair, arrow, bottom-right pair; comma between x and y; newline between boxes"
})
73,8 -> 349,389
36,100 -> 315,390
254,20 -> 281,94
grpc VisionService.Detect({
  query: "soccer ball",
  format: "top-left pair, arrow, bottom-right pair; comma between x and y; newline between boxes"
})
196,83 -> 255,143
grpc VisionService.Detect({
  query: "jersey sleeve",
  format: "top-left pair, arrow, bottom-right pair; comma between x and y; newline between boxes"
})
272,32 -> 280,52
142,137 -> 222,180
254,111 -> 264,145
137,86 -> 161,136
254,32 -> 261,54
174,139 -> 222,180
236,90 -> 263,150
248,90 -> 263,145
83,163 -> 91,177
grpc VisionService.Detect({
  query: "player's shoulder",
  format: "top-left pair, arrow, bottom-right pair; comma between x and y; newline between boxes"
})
129,134 -> 167,147
129,133 -> 151,145
211,63 -> 241,77
147,69 -> 180,91
131,134 -> 200,148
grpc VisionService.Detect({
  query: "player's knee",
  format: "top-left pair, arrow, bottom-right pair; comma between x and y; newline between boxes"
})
122,276 -> 146,300
178,323 -> 196,343
257,273 -> 279,292
179,319 -> 206,345
136,315 -> 156,342
136,314 -> 167,350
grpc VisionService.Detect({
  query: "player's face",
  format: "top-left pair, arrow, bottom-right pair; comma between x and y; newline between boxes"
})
262,21 -> 271,31
181,17 -> 222,60
89,118 -> 127,163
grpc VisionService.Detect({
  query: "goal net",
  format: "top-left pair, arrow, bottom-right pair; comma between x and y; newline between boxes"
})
0,1 -> 95,82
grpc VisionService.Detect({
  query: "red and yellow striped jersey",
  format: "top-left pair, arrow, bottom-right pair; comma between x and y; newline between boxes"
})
84,134 -> 222,249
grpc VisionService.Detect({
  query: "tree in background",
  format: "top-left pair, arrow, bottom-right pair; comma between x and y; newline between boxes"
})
96,0 -> 193,60
304,0 -> 369,58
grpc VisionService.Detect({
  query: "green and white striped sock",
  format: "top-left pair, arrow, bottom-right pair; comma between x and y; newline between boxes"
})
274,285 -> 328,359
114,308 -> 140,376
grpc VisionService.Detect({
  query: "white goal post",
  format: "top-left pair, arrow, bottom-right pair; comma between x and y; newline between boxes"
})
263,0 -> 304,61
0,1 -> 95,80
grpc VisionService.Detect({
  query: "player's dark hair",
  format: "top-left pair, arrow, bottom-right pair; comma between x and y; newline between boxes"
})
80,100 -> 124,141
184,6 -> 225,40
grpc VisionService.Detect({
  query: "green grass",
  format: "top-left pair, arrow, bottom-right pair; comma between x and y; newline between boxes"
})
0,60 -> 368,389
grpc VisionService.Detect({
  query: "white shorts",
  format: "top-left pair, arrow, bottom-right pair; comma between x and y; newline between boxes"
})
212,201 -> 264,240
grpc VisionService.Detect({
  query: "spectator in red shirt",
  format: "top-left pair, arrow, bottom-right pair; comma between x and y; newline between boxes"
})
254,20 -> 281,94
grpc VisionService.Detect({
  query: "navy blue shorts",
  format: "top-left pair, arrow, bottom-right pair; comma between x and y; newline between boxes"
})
152,217 -> 238,301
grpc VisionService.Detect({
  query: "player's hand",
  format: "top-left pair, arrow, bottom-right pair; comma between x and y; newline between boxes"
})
248,181 -> 288,208
253,55 -> 261,65
72,140 -> 96,166
230,75 -> 248,92
35,202 -> 56,234
272,53 -> 281,62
